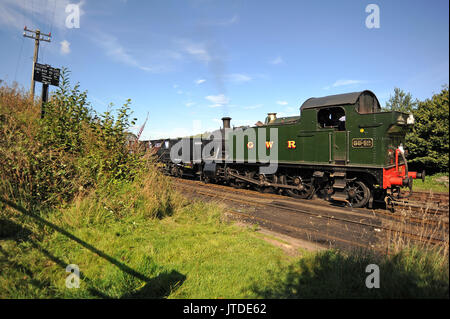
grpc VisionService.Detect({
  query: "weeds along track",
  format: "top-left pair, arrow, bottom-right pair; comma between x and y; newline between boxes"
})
388,190 -> 449,215
172,178 -> 449,252
389,192 -> 449,217
410,191 -> 449,207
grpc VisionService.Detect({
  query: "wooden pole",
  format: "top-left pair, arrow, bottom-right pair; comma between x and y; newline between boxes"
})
30,29 -> 40,99
23,27 -> 51,99
41,83 -> 49,119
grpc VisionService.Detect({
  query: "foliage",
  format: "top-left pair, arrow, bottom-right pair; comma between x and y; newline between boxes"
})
0,69 -> 143,211
405,86 -> 449,174
383,86 -> 449,174
383,87 -> 418,113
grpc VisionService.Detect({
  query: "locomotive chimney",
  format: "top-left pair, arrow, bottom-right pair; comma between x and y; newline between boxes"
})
267,113 -> 277,123
222,117 -> 231,129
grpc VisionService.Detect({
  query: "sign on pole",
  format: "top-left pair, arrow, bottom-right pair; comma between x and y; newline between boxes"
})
34,63 -> 60,118
34,63 -> 60,86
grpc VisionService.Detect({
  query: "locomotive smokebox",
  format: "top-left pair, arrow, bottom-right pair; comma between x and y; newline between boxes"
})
222,117 -> 231,129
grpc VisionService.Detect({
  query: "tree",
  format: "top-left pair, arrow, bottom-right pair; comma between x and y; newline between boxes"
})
405,85 -> 449,174
384,87 -> 418,113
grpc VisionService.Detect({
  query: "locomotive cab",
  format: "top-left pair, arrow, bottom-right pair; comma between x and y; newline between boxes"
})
299,90 -> 423,206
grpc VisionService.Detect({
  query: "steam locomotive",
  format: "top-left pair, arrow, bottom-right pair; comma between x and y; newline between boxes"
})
147,90 -> 424,208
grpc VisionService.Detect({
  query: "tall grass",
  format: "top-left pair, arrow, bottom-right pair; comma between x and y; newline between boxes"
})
383,207 -> 449,258
250,246 -> 449,298
0,71 -> 145,212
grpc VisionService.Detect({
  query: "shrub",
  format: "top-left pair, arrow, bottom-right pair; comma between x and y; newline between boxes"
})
0,70 -> 145,211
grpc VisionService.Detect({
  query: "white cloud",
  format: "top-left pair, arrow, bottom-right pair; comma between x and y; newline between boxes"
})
332,79 -> 364,87
226,73 -> 252,83
177,90 -> 183,94
94,32 -> 157,72
276,101 -> 288,105
185,102 -> 196,107
173,84 -> 179,89
177,39 -> 211,63
60,40 -> 70,55
205,94 -> 229,108
139,66 -> 153,72
324,79 -> 365,90
270,56 -> 284,65
195,79 -> 206,85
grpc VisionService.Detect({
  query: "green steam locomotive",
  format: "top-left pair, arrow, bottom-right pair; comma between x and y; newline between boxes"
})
149,90 -> 424,208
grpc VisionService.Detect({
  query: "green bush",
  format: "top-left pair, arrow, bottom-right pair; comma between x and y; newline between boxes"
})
384,86 -> 449,174
406,86 -> 449,174
0,69 -> 145,211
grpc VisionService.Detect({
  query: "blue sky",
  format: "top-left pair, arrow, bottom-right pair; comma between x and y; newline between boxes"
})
0,0 -> 448,139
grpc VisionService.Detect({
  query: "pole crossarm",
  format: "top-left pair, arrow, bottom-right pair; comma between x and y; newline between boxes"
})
23,26 -> 52,42
22,26 -> 52,98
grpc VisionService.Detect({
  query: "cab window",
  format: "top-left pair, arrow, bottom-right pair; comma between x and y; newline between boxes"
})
318,107 -> 346,131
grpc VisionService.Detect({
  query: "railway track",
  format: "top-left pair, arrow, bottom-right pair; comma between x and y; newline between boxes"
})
173,177 -> 448,229
388,192 -> 449,217
172,177 -> 448,252
409,191 -> 449,206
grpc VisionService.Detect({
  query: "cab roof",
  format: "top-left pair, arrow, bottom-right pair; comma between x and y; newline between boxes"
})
300,90 -> 381,113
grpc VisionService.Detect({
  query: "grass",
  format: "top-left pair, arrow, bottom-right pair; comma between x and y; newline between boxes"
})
0,167 -> 448,299
414,173 -> 449,193
0,195 -> 291,299
250,247 -> 449,298
1,185 -> 448,299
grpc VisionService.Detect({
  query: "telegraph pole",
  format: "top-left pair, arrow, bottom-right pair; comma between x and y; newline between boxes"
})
23,27 -> 51,98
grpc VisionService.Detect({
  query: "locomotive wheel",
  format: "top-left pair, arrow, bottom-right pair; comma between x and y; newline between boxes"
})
231,180 -> 246,189
345,180 -> 370,208
170,165 -> 179,177
282,176 -> 314,199
286,183 -> 314,199
203,176 -> 210,184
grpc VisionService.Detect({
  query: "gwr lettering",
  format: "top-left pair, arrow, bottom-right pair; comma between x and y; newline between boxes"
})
287,140 -> 296,149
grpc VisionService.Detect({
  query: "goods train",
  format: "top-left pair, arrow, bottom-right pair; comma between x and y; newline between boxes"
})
146,90 -> 425,208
